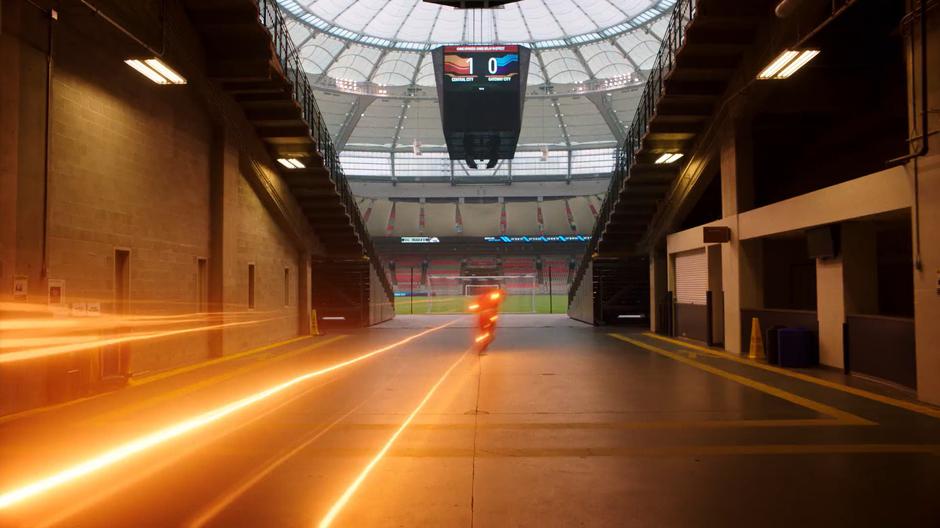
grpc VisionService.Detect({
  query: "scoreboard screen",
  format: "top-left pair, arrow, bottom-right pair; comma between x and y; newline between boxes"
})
433,45 -> 530,165
442,45 -> 521,93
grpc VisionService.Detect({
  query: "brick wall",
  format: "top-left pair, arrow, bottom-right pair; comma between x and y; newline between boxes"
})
0,0 -> 315,412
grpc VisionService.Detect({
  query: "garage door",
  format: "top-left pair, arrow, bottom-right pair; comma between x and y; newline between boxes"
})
675,248 -> 707,305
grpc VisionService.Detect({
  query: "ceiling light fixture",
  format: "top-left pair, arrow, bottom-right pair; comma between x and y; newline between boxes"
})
124,58 -> 187,85
757,49 -> 820,79
277,158 -> 306,169
655,153 -> 684,164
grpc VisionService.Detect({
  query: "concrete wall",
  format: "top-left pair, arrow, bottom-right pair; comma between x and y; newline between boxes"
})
0,0 -> 320,413
667,167 -> 913,362
909,1 -> 940,404
567,261 -> 594,324
368,263 -> 395,326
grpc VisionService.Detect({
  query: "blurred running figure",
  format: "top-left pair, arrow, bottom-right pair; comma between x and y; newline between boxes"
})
469,287 -> 504,351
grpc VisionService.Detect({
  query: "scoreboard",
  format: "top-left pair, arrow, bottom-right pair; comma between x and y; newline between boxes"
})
432,45 -> 530,166
442,45 -> 521,92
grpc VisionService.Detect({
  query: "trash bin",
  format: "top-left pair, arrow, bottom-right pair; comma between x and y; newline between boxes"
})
765,325 -> 784,365
777,327 -> 817,368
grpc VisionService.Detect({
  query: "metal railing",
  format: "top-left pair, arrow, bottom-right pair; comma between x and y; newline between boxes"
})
568,0 -> 697,304
256,0 -> 394,301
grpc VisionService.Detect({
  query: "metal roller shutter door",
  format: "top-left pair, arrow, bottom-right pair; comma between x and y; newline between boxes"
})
675,249 -> 707,305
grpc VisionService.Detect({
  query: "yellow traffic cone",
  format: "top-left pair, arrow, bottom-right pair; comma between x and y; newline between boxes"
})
747,317 -> 764,360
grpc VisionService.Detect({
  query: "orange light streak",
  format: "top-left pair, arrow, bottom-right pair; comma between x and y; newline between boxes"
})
475,332 -> 490,343
468,304 -> 479,311
0,317 -> 279,364
318,347 -> 470,528
0,321 -> 454,510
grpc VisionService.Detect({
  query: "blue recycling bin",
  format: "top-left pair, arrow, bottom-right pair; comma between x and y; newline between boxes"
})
777,327 -> 817,368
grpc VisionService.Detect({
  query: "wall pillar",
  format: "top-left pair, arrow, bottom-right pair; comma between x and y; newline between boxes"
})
909,1 -> 940,404
719,113 -> 757,355
208,128 -> 240,357
816,257 -> 845,368
298,251 -> 312,335
649,248 -> 667,333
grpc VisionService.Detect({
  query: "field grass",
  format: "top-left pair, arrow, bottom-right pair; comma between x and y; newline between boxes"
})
394,294 -> 569,315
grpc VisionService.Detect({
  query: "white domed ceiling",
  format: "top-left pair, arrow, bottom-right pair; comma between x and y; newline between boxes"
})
276,0 -> 674,181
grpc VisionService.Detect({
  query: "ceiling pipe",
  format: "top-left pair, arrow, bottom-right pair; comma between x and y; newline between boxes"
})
775,0 -> 805,18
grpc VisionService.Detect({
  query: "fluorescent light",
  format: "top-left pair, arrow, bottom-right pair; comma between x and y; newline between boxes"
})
125,58 -> 187,85
125,59 -> 169,84
655,152 -> 684,164
776,50 -> 819,78
758,50 -> 819,80
144,58 -> 187,84
277,158 -> 305,169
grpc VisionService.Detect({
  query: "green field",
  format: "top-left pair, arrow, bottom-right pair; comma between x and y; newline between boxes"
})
395,294 -> 569,315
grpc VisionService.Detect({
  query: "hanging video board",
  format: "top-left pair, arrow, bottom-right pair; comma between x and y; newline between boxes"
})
432,45 -> 530,167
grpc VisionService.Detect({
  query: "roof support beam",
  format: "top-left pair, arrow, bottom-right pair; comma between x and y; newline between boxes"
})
335,96 -> 377,152
585,92 -> 626,144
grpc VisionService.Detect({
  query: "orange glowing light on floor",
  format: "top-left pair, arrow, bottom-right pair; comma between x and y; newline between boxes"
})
318,348 -> 470,528
0,321 -> 454,510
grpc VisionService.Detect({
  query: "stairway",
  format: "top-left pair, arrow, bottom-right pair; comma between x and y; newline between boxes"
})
592,257 -> 650,325
182,0 -> 393,322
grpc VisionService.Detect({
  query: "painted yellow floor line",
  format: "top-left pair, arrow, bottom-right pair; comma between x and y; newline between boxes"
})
129,335 -> 315,387
91,336 -> 348,423
610,334 -> 875,426
644,332 -> 940,420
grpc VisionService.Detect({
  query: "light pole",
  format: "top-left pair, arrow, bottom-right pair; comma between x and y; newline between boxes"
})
410,266 -> 414,315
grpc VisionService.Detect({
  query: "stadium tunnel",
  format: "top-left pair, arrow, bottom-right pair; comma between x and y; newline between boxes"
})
2,0 -> 940,525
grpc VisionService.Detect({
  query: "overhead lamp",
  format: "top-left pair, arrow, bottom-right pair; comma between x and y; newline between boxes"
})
655,153 -> 684,164
757,49 -> 820,79
277,158 -> 305,169
124,58 -> 187,85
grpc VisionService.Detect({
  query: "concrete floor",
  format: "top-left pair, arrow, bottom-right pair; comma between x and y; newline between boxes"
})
1,315 -> 938,527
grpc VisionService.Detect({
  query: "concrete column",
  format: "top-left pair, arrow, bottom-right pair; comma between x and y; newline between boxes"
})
298,251 -> 312,335
707,245 -> 724,345
718,113 -> 758,355
909,1 -> 940,404
649,248 -> 668,333
816,257 -> 845,369
208,128 -> 240,357
0,3 -> 48,304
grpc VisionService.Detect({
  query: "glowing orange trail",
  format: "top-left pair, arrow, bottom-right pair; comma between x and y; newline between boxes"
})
0,321 -> 455,510
0,317 -> 280,364
318,347 -> 470,528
